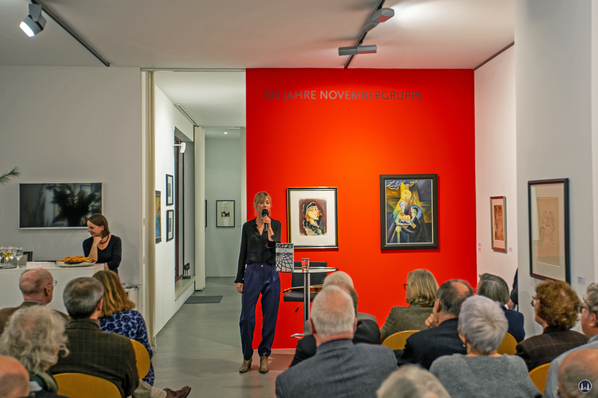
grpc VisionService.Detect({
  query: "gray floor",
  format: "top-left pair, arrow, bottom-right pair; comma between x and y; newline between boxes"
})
152,277 -> 294,398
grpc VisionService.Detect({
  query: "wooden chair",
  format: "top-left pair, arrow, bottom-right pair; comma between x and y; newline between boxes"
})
497,332 -> 517,355
382,330 -> 419,350
130,338 -> 151,379
529,363 -> 551,394
55,373 -> 120,398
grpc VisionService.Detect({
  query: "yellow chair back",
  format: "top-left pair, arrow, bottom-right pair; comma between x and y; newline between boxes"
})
497,332 -> 517,355
529,363 -> 551,394
130,338 -> 151,379
382,330 -> 419,350
55,373 -> 120,398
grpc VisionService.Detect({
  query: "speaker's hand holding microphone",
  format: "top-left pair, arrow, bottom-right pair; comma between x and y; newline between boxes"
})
261,209 -> 271,236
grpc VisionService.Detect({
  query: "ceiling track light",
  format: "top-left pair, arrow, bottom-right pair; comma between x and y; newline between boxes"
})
20,3 -> 46,37
338,45 -> 377,56
338,0 -> 396,69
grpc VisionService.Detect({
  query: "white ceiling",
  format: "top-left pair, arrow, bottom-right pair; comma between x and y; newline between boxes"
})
1,0 -> 514,125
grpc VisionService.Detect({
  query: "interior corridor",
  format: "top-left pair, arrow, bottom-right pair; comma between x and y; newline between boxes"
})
152,277 -> 294,397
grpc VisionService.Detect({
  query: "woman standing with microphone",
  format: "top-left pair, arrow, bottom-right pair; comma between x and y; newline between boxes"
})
236,191 -> 281,374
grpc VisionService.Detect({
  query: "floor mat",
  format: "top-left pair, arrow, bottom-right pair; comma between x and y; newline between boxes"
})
185,295 -> 223,304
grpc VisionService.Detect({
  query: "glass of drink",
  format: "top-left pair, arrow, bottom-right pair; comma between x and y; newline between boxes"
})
301,258 -> 310,273
15,247 -> 24,268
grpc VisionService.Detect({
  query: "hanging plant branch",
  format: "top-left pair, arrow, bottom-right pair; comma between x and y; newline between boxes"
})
0,167 -> 20,185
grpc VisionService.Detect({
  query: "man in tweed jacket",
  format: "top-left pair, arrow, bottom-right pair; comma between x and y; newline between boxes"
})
276,286 -> 397,398
50,277 -> 139,398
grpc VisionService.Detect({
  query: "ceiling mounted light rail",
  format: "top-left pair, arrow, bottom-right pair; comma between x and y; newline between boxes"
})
338,0 -> 394,68
20,3 -> 46,37
338,45 -> 377,56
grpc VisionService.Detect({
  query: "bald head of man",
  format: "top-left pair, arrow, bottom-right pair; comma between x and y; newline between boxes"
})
558,348 -> 598,398
0,355 -> 29,398
19,268 -> 54,305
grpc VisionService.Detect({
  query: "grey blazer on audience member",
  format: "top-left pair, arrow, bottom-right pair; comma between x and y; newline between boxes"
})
276,339 -> 397,398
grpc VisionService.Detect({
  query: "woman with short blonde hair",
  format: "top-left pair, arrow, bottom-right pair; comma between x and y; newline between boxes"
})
380,269 -> 438,341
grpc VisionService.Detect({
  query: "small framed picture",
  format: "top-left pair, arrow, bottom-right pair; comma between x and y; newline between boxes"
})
528,179 -> 570,283
216,200 -> 235,227
166,210 -> 174,242
287,187 -> 338,249
155,191 -> 161,243
166,174 -> 174,206
380,174 -> 438,250
490,196 -> 507,252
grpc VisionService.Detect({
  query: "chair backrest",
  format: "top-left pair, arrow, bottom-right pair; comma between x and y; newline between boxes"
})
130,338 -> 151,379
497,332 -> 517,355
529,363 -> 551,394
291,262 -> 328,287
55,373 -> 121,398
382,330 -> 419,350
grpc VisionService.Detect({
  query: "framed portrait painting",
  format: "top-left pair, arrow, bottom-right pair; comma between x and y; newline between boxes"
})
380,174 -> 438,250
528,179 -> 570,283
286,187 -> 338,249
155,191 -> 161,243
490,196 -> 507,252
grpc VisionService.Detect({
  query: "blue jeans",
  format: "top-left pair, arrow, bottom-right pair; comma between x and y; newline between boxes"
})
239,263 -> 281,360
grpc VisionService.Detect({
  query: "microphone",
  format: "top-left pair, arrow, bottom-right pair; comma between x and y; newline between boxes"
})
262,209 -> 269,230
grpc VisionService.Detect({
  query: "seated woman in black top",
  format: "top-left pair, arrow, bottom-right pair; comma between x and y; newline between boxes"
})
83,214 -> 122,273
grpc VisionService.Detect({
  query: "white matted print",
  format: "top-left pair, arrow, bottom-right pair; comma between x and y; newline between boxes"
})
287,187 -> 338,249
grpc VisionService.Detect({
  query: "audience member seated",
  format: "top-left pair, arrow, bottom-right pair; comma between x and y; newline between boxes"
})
380,269 -> 437,341
476,273 -> 525,342
290,285 -> 380,366
49,277 -> 191,398
544,283 -> 598,398
304,271 -> 376,334
276,286 -> 397,398
376,365 -> 450,398
516,280 -> 588,371
430,295 -> 541,398
93,270 -> 155,386
0,269 -> 68,334
0,305 -> 69,398
0,355 -> 30,398
557,348 -> 598,398
397,279 -> 473,369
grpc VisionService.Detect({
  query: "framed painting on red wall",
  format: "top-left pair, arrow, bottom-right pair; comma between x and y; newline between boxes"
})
380,175 -> 438,250
286,187 -> 338,249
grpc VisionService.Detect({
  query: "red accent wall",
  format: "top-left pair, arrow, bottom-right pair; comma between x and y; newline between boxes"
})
246,68 -> 476,349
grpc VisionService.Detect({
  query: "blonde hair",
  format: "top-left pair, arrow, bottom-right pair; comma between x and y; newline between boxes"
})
253,191 -> 271,214
407,269 -> 438,307
93,270 -> 135,317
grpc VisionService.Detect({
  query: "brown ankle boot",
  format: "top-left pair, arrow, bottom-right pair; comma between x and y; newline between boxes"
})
259,355 -> 269,373
239,358 -> 252,373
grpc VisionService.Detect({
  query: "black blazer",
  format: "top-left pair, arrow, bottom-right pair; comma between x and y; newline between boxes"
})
290,319 -> 381,366
398,318 -> 466,370
516,326 -> 588,371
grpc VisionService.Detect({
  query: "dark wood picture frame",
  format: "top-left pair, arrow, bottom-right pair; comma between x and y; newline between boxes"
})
380,174 -> 438,250
528,178 -> 570,283
166,174 -> 174,206
166,209 -> 174,241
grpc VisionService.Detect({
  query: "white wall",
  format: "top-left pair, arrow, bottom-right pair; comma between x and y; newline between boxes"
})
515,0 -> 596,336
205,130 -> 242,277
0,66 -> 142,285
153,86 -> 195,332
475,47 -> 518,285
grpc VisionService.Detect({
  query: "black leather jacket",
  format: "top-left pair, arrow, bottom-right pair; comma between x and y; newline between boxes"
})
235,218 -> 281,283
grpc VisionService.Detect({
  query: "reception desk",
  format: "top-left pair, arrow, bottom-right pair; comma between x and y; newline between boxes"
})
0,264 -> 104,314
